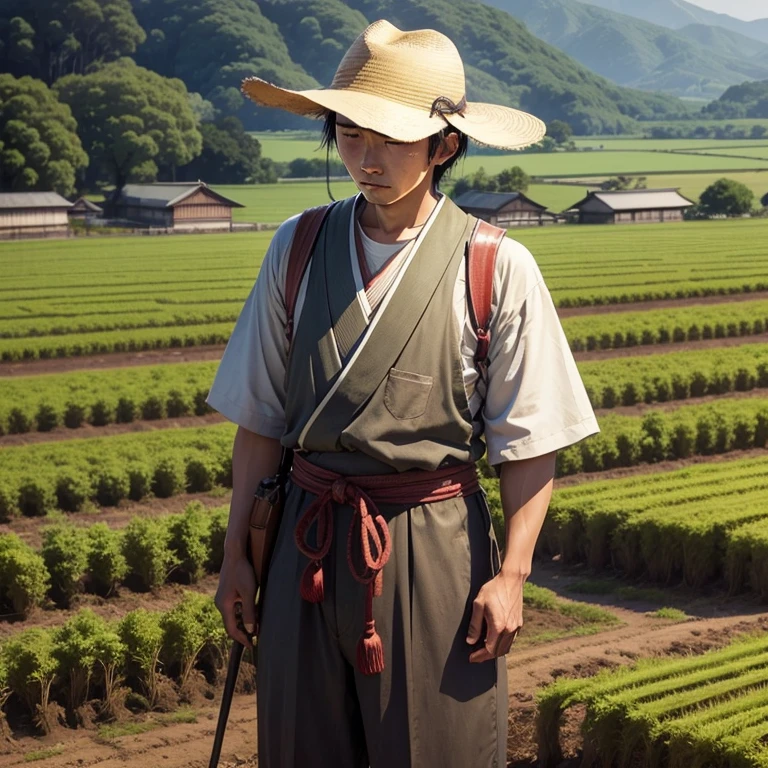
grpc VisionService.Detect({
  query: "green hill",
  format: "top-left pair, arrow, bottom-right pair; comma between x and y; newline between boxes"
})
128,0 -> 684,133
482,0 -> 768,99
704,79 -> 768,119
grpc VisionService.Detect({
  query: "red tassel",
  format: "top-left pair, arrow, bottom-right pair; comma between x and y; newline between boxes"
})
357,619 -> 385,675
373,570 -> 383,597
299,560 -> 324,603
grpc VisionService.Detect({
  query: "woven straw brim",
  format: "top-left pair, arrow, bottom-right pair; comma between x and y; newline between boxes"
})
241,77 -> 546,151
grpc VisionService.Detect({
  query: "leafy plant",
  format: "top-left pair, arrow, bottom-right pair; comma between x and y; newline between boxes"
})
41,524 -> 89,605
1,628 -> 58,733
166,503 -> 211,583
86,523 -> 128,597
118,609 -> 163,709
121,517 -> 177,590
0,533 -> 50,616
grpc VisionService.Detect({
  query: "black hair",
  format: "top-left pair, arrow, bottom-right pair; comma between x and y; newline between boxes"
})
320,111 -> 468,191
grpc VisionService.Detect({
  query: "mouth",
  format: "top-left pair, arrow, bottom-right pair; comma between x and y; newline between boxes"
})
360,181 -> 389,189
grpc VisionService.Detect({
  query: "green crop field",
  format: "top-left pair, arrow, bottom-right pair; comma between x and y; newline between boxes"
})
536,632 -> 768,768
688,146 -> 768,159
2,338 -> 766,436
572,138 -> 768,151
3,220 -> 768,361
540,455 -> 768,584
456,151 -> 768,178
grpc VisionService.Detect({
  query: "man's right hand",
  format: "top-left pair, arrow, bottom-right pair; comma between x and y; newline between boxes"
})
215,554 -> 257,649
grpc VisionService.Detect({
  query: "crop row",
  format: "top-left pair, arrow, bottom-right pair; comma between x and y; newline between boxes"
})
2,399 -> 768,519
0,591 -> 226,734
0,361 -> 220,435
0,423 -> 237,520
0,304 -> 243,339
0,502 -> 228,616
0,322 -> 234,362
562,299 -> 768,351
539,454 -> 768,598
578,343 -> 768,408
2,300 -> 767,362
535,632 -> 768,767
4,344 -> 768,435
555,397 -> 768,476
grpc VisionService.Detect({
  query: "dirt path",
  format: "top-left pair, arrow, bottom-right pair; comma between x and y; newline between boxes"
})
0,345 -> 227,377
557,290 -> 768,318
3,560 -> 767,767
0,413 -> 227,448
592,386 -> 767,416
573,333 -> 768,361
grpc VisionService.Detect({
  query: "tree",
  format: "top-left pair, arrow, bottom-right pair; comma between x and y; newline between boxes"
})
546,119 -> 573,145
55,59 -> 202,192
131,0 -> 317,128
496,167 -> 530,193
0,0 -> 146,84
176,117 -> 277,184
451,166 -> 529,197
700,178 -> 755,217
0,75 -> 88,197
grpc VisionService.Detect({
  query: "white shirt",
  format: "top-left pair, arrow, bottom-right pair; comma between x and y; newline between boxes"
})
206,194 -> 600,466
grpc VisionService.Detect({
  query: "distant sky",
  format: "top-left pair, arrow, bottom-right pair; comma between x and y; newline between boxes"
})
684,0 -> 768,20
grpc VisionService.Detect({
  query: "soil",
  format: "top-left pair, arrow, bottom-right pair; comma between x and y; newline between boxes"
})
556,290 -> 768,319
572,333 -> 768,361
2,560 -> 768,767
554,446 -> 768,488
0,345 -> 227,377
0,413 -> 227,448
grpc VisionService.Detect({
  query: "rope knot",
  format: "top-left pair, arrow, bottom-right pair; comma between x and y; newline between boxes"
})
430,95 -> 467,119
332,478 -> 349,504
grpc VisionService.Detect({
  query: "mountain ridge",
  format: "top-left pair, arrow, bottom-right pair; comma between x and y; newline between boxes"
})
482,0 -> 768,99
574,0 -> 768,44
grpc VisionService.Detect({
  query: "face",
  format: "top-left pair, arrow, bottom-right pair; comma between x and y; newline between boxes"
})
334,115 -> 458,205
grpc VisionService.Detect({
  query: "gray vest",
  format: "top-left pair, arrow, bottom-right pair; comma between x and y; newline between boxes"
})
283,195 -> 485,474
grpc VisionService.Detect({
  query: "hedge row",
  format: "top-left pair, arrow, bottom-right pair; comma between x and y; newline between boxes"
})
554,397 -> 768,477
0,361 -> 220,435
579,344 -> 768,409
0,503 -> 229,615
0,423 -> 237,520
0,592 -> 226,733
0,322 -> 234,362
562,299 -> 768,351
535,633 -> 768,768
538,454 -> 768,598
0,306 -> 242,339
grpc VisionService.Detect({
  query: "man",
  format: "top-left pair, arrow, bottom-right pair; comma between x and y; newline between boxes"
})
207,19 -> 599,768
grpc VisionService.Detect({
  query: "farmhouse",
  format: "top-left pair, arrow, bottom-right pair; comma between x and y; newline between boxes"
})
453,190 -> 555,227
0,192 -> 73,239
108,182 -> 244,231
566,188 -> 694,224
69,197 -> 103,221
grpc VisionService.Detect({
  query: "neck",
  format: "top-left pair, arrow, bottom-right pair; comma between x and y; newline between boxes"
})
359,179 -> 441,244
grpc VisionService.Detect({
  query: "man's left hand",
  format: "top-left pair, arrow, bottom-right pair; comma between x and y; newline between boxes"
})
466,571 -> 524,662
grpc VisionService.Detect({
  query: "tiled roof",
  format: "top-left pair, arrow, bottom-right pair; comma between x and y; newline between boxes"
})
0,192 -> 73,209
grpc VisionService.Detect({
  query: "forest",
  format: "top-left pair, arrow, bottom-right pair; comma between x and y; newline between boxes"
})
0,0 -> 710,197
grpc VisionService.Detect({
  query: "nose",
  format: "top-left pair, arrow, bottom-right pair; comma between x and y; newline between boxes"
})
360,144 -> 383,176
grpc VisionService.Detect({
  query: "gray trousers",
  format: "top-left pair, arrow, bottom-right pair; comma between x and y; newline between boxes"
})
256,481 -> 508,768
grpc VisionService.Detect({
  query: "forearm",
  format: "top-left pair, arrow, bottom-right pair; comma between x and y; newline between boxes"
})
223,426 -> 283,559
498,451 -> 556,577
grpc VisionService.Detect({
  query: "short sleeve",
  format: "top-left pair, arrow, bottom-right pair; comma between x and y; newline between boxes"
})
205,215 -> 300,438
482,237 -> 600,465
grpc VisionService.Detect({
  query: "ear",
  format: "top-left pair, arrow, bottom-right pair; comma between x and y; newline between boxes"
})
435,132 -> 460,165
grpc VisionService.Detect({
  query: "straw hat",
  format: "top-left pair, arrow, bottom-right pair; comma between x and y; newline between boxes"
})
241,20 -> 546,151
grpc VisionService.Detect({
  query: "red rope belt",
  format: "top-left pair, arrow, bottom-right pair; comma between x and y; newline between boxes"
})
291,452 -> 480,676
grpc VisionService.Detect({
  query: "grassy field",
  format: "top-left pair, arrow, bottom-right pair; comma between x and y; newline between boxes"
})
571,138 -> 768,151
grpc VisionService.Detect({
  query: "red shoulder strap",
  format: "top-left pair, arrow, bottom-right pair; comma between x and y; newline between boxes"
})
285,203 -> 334,344
467,219 -> 505,374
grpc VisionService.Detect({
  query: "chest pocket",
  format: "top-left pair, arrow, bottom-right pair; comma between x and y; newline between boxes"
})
384,368 -> 433,420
